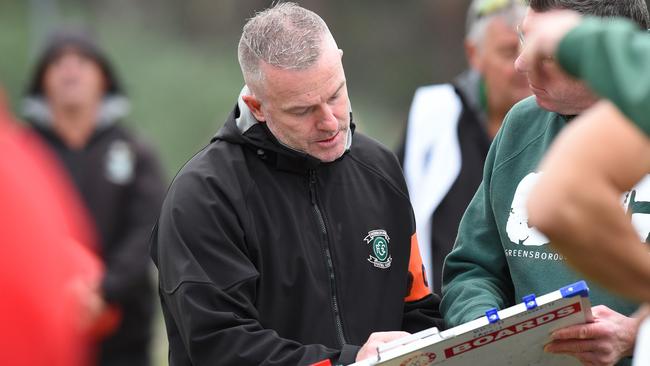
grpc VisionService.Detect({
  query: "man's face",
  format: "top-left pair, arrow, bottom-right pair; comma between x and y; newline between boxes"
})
43,47 -> 106,110
469,17 -> 530,114
245,39 -> 351,163
514,8 -> 597,115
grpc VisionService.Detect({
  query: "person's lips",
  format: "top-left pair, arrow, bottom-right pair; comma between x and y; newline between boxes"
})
316,131 -> 340,145
529,84 -> 547,95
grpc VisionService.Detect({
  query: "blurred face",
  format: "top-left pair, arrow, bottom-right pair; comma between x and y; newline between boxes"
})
468,17 -> 530,113
514,9 -> 597,115
244,38 -> 350,162
43,47 -> 106,110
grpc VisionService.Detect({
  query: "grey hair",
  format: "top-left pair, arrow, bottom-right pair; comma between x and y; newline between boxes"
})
238,2 -> 331,85
466,0 -> 527,45
528,0 -> 650,29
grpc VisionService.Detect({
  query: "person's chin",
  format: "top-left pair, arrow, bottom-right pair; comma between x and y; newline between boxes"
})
313,144 -> 346,163
532,94 -> 557,112
59,97 -> 88,109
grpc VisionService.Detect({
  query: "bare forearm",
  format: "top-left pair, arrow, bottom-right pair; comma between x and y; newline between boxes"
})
529,101 -> 650,303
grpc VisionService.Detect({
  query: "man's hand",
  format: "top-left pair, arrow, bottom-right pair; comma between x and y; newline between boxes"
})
355,331 -> 410,362
545,305 -> 640,365
520,10 -> 582,66
71,278 -> 107,332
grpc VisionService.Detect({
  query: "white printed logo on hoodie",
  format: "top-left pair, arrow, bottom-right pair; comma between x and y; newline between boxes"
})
506,172 -> 650,246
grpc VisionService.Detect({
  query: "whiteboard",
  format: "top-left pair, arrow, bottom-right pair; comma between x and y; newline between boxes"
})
350,281 -> 593,366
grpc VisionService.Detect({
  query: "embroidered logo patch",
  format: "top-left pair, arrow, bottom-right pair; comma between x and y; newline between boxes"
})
105,140 -> 134,185
364,229 -> 392,269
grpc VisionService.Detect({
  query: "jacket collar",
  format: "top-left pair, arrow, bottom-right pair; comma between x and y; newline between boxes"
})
22,95 -> 130,132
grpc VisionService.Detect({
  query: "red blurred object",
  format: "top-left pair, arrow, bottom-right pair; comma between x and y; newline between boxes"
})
88,305 -> 122,340
310,359 -> 333,366
0,92 -> 103,366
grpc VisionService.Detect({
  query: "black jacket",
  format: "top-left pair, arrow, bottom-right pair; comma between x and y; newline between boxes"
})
30,122 -> 166,356
151,103 -> 443,366
23,29 -> 166,364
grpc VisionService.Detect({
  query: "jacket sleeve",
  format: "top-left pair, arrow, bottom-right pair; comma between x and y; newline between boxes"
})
440,129 -> 514,327
401,234 -> 445,332
557,17 -> 650,136
101,142 -> 166,303
153,170 -> 356,366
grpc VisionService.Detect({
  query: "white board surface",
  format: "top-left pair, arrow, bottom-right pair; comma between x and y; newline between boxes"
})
350,281 -> 592,366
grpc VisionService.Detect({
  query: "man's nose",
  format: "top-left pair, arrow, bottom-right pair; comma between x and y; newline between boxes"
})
316,104 -> 338,131
514,52 -> 529,74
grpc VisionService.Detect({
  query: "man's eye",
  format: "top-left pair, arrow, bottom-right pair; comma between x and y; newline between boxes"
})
291,108 -> 310,116
329,94 -> 340,103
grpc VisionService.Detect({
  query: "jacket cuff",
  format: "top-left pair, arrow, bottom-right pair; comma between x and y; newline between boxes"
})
335,344 -> 361,365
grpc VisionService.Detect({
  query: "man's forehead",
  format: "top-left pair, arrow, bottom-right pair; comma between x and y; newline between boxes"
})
49,45 -> 97,65
262,54 -> 344,99
485,15 -> 519,35
521,8 -> 552,30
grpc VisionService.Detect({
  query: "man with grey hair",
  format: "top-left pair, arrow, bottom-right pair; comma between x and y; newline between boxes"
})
442,0 -> 650,365
151,3 -> 443,365
397,0 -> 529,296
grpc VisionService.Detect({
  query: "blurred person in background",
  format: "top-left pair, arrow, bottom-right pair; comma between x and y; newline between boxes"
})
22,29 -> 166,366
441,1 -> 650,365
0,83 -> 103,366
397,0 -> 530,295
151,3 -> 443,365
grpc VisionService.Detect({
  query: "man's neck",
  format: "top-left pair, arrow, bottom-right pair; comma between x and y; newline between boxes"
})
556,100 -> 598,118
51,104 -> 98,149
486,112 -> 504,140
486,102 -> 511,139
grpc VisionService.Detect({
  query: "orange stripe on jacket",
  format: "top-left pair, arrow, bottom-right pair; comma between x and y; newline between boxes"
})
405,233 -> 431,302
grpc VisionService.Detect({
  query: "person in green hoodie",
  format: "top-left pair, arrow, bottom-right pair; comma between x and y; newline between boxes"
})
515,11 -> 650,366
441,1 -> 650,365
517,10 -> 650,305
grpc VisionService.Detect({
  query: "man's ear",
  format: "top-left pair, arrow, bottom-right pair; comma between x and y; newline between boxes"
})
242,94 -> 266,122
465,39 -> 482,72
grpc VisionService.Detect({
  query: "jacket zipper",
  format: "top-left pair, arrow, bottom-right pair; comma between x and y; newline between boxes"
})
309,169 -> 347,346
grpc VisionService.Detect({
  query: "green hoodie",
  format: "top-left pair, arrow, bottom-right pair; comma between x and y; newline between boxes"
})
441,95 -> 645,364
557,17 -> 650,135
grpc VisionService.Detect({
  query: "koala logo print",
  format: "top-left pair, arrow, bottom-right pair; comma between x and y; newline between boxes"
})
506,172 -> 549,246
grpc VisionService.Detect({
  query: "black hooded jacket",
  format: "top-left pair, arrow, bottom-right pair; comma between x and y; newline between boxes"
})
23,29 -> 166,363
151,101 -> 444,366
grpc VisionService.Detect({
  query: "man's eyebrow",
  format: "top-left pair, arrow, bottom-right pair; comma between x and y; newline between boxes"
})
331,80 -> 346,97
285,103 -> 312,114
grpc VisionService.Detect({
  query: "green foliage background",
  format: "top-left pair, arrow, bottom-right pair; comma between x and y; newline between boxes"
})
0,0 -> 476,178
